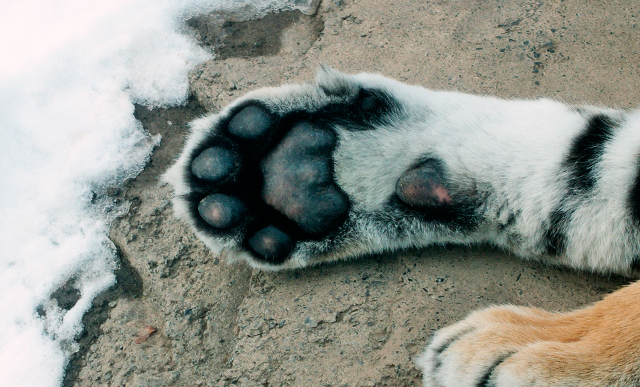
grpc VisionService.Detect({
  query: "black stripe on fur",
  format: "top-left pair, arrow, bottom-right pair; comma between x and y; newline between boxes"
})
565,114 -> 616,191
629,158 -> 640,225
546,114 -> 617,254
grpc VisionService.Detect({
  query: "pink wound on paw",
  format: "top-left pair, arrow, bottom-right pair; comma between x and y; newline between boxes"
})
432,186 -> 451,204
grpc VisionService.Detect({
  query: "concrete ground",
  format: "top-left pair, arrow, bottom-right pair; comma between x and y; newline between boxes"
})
68,1 -> 640,386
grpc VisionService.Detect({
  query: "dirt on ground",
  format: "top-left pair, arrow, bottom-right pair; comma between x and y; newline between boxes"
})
67,1 -> 640,386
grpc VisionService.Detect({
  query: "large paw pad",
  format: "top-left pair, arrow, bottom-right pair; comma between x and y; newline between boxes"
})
261,122 -> 349,235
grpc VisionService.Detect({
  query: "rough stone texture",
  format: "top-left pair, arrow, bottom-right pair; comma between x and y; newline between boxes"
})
69,1 -> 640,386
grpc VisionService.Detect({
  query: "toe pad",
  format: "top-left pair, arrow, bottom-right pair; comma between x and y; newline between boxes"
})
198,194 -> 246,229
191,147 -> 239,182
248,226 -> 294,262
227,105 -> 274,140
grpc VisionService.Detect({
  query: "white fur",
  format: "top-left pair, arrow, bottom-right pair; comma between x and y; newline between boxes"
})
164,68 -> 640,274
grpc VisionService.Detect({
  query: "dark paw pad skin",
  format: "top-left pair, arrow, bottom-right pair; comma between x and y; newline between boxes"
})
248,225 -> 294,262
396,159 -> 451,207
261,123 -> 349,235
198,194 -> 246,229
191,147 -> 239,182
186,104 -> 351,264
227,105 -> 274,140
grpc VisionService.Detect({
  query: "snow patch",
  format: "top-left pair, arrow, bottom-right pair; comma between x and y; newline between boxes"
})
0,0 -> 313,385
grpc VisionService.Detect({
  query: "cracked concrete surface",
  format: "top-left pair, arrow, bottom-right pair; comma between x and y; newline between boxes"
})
68,1 -> 640,386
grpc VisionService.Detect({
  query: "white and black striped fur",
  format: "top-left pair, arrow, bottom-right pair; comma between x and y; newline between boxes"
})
164,67 -> 640,275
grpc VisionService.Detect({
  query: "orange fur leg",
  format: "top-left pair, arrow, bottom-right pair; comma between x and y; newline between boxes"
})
417,280 -> 640,386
